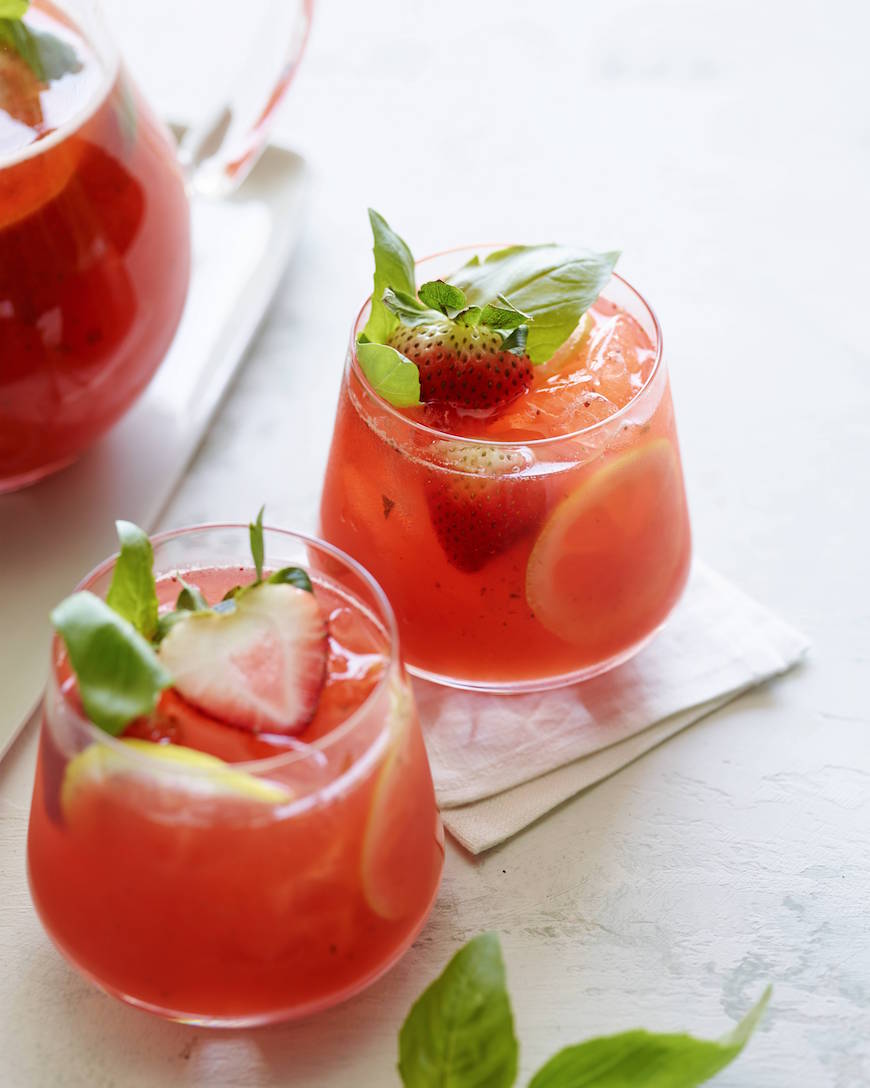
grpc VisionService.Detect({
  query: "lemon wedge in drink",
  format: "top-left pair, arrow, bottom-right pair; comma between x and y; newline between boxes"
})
61,738 -> 290,816
361,687 -> 442,921
525,438 -> 689,649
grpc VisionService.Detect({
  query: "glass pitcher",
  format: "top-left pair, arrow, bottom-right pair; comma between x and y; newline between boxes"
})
0,0 -> 312,492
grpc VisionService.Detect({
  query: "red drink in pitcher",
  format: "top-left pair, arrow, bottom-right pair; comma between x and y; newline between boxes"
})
27,521 -> 443,1024
320,214 -> 692,690
0,0 -> 189,490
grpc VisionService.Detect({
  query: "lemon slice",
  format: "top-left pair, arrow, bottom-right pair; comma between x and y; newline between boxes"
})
60,738 -> 290,816
361,687 -> 441,921
526,438 -> 689,650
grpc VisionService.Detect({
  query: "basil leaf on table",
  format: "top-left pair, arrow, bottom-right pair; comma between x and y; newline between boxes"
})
51,592 -> 171,736
398,932 -> 519,1088
106,520 -> 159,640
527,986 -> 771,1088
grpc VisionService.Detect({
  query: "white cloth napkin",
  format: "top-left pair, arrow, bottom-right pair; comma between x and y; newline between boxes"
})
413,562 -> 809,854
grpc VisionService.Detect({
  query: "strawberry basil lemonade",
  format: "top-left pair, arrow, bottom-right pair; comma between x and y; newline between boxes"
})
319,213 -> 691,689
0,0 -> 189,491
27,520 -> 443,1024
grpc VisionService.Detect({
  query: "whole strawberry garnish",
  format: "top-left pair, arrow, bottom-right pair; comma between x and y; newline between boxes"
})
355,210 -> 620,413
389,319 -> 533,411
424,443 -> 545,572
383,280 -> 534,413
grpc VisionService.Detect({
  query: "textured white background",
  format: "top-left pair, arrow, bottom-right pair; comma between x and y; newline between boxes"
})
2,0 -> 869,1084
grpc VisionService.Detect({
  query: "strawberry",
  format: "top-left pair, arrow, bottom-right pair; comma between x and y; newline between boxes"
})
157,582 -> 328,735
424,444 -> 545,572
388,321 -> 533,411
124,688 -> 296,762
382,279 -> 534,413
358,211 -> 620,414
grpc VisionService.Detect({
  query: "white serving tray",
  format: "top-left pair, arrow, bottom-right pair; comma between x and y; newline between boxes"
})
0,141 -> 307,758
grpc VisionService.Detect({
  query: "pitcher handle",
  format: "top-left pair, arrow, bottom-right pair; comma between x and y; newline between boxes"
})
177,0 -> 313,197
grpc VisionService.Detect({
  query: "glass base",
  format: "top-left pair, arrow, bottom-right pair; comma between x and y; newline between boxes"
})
0,455 -> 77,494
29,857 -> 443,1028
406,628 -> 661,693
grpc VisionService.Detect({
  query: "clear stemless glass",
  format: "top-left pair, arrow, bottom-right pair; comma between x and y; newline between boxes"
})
320,247 -> 692,692
27,525 -> 444,1026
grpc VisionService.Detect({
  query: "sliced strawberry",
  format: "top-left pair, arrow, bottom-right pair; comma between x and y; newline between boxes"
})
123,689 -> 296,762
157,582 -> 328,735
424,444 -> 545,572
389,322 -> 533,412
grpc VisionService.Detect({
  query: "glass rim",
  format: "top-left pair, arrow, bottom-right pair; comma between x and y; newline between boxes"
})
50,522 -> 401,777
347,243 -> 665,450
0,0 -> 121,171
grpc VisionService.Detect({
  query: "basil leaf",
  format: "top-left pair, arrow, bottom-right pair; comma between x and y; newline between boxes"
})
363,209 -> 417,343
25,25 -> 80,80
0,18 -> 81,82
383,287 -> 443,327
267,566 -> 313,593
450,245 -> 619,364
106,520 -> 159,640
357,341 -> 421,408
418,279 -> 466,317
0,2 -> 28,19
249,505 -> 265,583
527,987 -> 771,1088
398,932 -> 518,1088
51,591 -> 171,736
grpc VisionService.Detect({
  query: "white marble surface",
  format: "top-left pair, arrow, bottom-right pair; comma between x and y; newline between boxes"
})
2,0 -> 870,1084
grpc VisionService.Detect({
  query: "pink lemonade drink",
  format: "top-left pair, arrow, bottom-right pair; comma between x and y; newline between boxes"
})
27,522 -> 444,1025
320,215 -> 691,691
1,0 -> 190,491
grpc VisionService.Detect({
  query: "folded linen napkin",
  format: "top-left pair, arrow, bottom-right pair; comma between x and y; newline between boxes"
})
413,562 -> 809,854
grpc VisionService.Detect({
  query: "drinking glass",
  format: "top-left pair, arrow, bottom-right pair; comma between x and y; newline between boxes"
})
27,524 -> 443,1025
320,247 -> 692,691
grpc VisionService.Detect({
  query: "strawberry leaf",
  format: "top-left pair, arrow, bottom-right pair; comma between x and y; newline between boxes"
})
454,306 -> 482,327
479,298 -> 530,332
363,210 -> 417,343
500,325 -> 529,355
450,245 -> 619,364
418,280 -> 466,317
382,287 -> 443,327
357,341 -> 421,407
51,592 -> 171,736
106,521 -> 159,640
